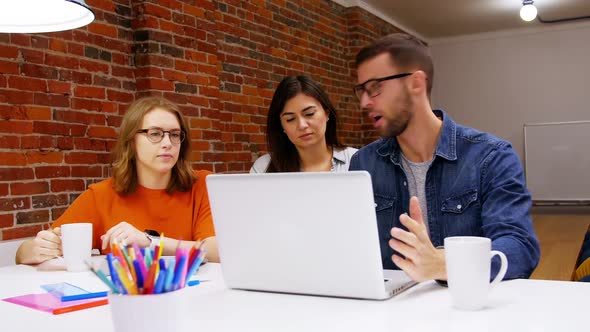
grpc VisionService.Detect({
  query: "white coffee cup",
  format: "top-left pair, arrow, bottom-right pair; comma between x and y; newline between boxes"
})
61,223 -> 92,272
109,288 -> 189,332
444,236 -> 508,310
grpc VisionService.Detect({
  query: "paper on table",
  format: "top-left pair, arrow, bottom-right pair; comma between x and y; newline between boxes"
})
2,292 -> 108,315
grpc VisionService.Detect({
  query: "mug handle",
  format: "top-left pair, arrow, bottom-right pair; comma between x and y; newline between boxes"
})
490,250 -> 508,287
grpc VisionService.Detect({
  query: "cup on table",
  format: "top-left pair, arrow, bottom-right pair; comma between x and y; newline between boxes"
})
61,223 -> 92,272
444,236 -> 508,310
108,287 -> 189,332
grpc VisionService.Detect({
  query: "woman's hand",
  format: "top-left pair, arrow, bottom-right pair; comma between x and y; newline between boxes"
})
16,228 -> 62,265
101,221 -> 150,250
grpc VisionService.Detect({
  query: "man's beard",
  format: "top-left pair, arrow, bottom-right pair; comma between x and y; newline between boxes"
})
383,91 -> 412,138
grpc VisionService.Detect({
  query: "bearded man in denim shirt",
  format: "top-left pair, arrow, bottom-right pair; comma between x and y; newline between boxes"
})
350,33 -> 540,282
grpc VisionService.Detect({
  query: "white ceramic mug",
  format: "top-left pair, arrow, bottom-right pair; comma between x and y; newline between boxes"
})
61,223 -> 92,272
444,236 -> 508,310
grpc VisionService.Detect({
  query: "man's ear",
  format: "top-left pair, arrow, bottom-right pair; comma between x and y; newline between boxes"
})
408,70 -> 428,97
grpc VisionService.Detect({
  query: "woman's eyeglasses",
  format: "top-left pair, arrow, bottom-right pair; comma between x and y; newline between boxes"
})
137,128 -> 185,144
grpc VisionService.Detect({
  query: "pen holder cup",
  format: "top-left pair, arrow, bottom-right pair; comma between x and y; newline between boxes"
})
108,287 -> 190,332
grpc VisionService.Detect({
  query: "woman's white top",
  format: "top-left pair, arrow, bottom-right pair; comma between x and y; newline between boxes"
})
249,146 -> 359,173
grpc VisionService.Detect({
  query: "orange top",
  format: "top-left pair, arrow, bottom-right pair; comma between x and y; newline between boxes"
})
52,170 -> 215,252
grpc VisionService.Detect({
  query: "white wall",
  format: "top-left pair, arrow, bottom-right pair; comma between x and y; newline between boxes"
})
430,22 -> 590,160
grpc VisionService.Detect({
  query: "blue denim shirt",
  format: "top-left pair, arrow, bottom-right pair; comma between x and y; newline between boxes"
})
350,110 -> 540,280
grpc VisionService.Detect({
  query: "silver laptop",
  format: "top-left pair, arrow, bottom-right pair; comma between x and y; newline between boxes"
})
206,171 -> 417,300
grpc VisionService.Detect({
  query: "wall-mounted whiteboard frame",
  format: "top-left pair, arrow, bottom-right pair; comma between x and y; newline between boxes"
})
524,121 -> 590,203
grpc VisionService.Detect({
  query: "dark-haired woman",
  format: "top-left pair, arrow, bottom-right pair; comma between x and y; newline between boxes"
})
251,76 -> 357,173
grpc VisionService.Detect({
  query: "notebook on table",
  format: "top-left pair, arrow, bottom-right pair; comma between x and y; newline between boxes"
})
206,171 -> 417,300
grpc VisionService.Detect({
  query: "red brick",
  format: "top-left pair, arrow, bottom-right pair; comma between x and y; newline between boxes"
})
0,168 -> 35,181
33,121 -> 86,136
0,214 -> 13,228
2,90 -> 35,104
25,151 -> 64,164
0,152 -> 27,166
71,98 -> 103,112
88,126 -> 118,138
64,152 -> 98,164
32,194 -> 69,209
101,102 -> 118,114
0,184 -> 8,197
0,60 -> 19,74
68,42 -> 85,56
87,0 -> 115,12
35,166 -> 71,179
107,115 -> 122,127
52,207 -> 68,221
45,54 -> 79,69
71,166 -> 103,178
50,179 -> 86,192
57,137 -> 74,150
112,66 -> 134,79
74,86 -> 106,99
79,59 -> 109,74
144,3 -> 173,20
46,38 -> 66,52
0,45 -> 19,58
136,78 -> 174,91
27,106 -> 52,120
162,69 -> 188,82
97,152 -> 111,164
20,136 -> 56,149
106,90 -> 134,103
10,181 -> 50,195
0,105 -> 48,122
2,224 -> 43,240
34,93 -> 70,107
94,76 -> 122,89
48,81 -> 71,94
0,197 -> 30,212
88,22 -> 118,38
10,34 -> 30,47
73,137 -> 105,150
0,135 -> 19,149
16,210 -> 50,224
184,4 -> 205,18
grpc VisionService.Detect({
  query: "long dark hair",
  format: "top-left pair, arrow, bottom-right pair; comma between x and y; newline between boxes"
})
266,76 -> 343,172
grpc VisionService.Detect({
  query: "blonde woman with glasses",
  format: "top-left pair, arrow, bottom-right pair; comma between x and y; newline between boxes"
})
16,96 -> 219,265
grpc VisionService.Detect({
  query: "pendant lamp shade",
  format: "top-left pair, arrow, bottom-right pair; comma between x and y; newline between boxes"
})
0,0 -> 95,33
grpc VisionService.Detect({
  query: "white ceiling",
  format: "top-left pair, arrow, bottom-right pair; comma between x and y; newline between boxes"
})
336,0 -> 590,41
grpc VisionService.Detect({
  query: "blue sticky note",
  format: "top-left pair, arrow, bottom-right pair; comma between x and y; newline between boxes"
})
41,282 -> 108,302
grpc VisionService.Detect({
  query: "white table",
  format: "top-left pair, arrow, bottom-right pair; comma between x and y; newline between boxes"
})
1,262 -> 588,332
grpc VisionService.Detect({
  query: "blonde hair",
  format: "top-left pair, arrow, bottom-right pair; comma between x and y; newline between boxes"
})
111,96 -> 196,194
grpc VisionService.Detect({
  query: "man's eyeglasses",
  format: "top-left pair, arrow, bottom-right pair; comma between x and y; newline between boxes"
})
353,73 -> 413,101
137,128 -> 186,144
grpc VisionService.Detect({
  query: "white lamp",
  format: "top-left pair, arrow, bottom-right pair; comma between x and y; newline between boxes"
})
520,0 -> 538,22
0,0 -> 94,33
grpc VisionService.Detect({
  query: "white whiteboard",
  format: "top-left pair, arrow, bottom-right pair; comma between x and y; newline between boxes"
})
524,121 -> 590,202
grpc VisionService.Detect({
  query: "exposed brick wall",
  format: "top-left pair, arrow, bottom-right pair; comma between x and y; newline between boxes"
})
0,0 -> 401,240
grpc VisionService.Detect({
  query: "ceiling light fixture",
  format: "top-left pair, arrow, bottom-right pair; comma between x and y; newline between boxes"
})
0,0 -> 95,33
519,0 -> 590,24
520,0 -> 538,22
